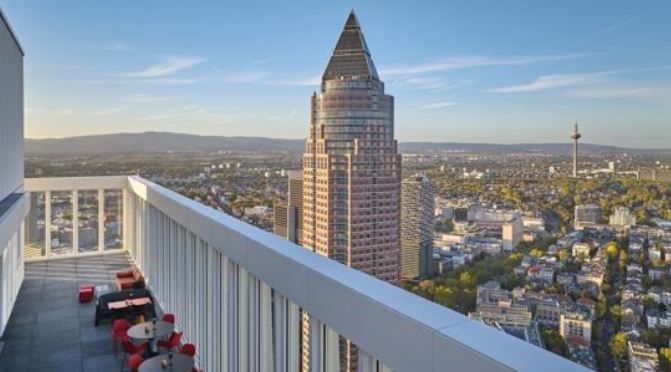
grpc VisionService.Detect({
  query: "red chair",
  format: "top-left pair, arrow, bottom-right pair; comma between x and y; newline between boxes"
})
78,284 -> 94,303
120,339 -> 148,371
158,331 -> 182,352
179,343 -> 196,357
162,313 -> 175,324
128,353 -> 144,372
111,319 -> 130,354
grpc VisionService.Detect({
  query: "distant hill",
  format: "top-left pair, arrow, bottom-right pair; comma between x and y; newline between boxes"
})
397,142 -> 663,155
25,131 -> 669,156
26,132 -> 305,155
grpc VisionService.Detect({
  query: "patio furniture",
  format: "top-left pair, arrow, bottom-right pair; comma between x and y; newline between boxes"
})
179,343 -> 196,357
129,353 -> 144,372
79,283 -> 95,303
121,339 -> 148,372
157,331 -> 183,352
138,353 -> 194,372
112,318 -> 131,354
116,267 -> 146,291
162,313 -> 175,324
128,320 -> 175,356
95,288 -> 156,326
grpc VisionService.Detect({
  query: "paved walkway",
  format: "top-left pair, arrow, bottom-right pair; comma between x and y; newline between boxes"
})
0,253 -> 134,371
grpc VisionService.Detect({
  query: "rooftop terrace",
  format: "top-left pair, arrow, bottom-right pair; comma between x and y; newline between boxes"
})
0,253 -> 133,371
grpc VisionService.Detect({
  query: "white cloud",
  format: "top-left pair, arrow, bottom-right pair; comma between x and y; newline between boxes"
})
419,101 -> 458,109
124,56 -> 207,78
380,54 -> 587,76
567,87 -> 654,99
487,72 -> 611,93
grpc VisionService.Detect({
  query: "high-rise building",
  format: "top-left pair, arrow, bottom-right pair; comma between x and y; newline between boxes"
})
302,9 -> 401,282
273,171 -> 303,244
400,174 -> 434,279
0,7 -> 27,335
574,204 -> 601,229
301,10 -> 401,371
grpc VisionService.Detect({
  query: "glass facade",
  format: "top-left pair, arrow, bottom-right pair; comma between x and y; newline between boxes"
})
22,189 -> 124,260
104,190 -> 123,250
78,190 -> 99,253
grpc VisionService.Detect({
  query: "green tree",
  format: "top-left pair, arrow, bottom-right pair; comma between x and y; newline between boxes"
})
434,286 -> 456,308
611,333 -> 628,360
557,249 -> 568,261
596,293 -> 607,319
661,348 -> 671,371
542,328 -> 568,357
605,242 -> 619,260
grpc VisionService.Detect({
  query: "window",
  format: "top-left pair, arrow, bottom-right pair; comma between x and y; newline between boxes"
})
78,190 -> 99,253
104,190 -> 123,250
51,191 -> 74,256
24,192 -> 46,258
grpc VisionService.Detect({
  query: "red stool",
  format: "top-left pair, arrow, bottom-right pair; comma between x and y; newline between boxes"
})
78,284 -> 95,303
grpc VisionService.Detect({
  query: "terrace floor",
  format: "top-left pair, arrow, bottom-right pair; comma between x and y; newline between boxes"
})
0,252 -> 135,371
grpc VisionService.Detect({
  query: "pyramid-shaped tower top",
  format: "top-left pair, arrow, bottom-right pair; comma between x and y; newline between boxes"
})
322,10 -> 380,82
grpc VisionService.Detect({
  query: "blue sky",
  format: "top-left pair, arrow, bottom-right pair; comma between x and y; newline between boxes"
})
2,0 -> 670,147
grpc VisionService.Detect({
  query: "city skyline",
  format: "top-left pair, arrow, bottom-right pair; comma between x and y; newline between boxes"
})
2,0 -> 670,148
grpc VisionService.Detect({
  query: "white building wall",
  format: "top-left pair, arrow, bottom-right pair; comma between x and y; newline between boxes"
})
0,9 -> 24,200
0,8 -> 26,337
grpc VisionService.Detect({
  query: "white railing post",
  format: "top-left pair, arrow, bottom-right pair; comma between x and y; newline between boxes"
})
45,190 -> 51,257
72,189 -> 78,255
357,349 -> 376,372
98,189 -> 104,253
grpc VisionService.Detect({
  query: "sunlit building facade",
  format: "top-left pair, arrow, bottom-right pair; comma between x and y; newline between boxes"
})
302,10 -> 402,371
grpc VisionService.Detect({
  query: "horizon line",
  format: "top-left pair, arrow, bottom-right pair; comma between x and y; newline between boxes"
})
24,130 -> 671,151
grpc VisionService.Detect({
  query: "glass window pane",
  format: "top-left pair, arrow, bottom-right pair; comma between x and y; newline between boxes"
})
25,192 -> 46,259
104,190 -> 123,250
78,190 -> 99,253
51,191 -> 74,256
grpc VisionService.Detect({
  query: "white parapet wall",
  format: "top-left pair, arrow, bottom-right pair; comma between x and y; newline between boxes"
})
22,176 -> 589,371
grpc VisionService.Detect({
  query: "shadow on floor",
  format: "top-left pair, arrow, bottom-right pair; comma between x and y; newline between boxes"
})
0,252 -> 137,372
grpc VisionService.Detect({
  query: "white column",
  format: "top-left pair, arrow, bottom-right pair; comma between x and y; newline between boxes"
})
72,190 -> 78,255
357,349 -> 376,372
286,301 -> 300,372
238,266 -> 249,372
98,189 -> 105,253
259,282 -> 273,372
45,190 -> 51,257
309,317 -> 323,372
324,326 -> 340,372
122,188 -> 130,251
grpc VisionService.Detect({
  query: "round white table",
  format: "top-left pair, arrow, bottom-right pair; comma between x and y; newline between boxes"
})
138,353 -> 194,372
128,320 -> 174,341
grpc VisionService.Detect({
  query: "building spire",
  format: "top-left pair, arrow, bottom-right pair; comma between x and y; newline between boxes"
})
322,9 -> 379,82
571,120 -> 581,178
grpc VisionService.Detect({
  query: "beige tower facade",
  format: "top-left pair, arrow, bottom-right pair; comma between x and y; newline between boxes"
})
301,10 -> 401,371
273,171 -> 304,244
